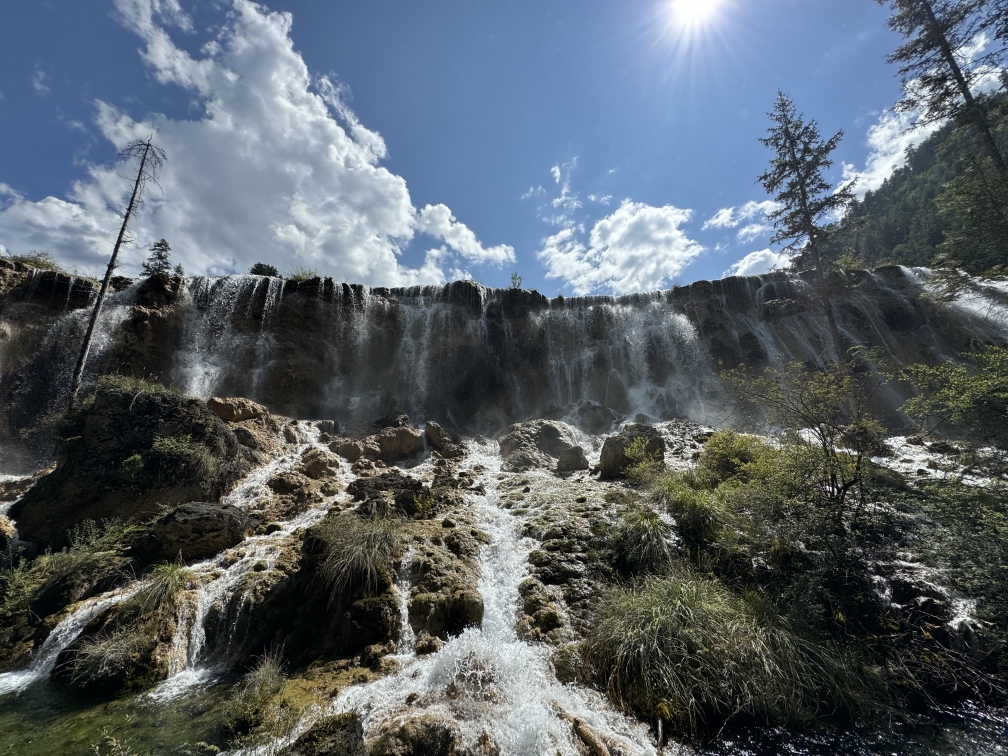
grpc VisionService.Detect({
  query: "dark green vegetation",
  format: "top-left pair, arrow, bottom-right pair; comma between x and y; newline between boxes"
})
10,375 -> 254,551
584,361 -> 1008,741
249,262 -> 280,277
834,91 -> 1007,276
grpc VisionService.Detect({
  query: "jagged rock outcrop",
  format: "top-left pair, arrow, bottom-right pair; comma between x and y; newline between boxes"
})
557,446 -> 590,473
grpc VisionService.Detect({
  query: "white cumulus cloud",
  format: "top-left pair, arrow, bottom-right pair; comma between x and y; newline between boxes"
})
722,248 -> 790,278
702,200 -> 779,241
537,200 -> 702,295
841,110 -> 941,197
0,0 -> 510,284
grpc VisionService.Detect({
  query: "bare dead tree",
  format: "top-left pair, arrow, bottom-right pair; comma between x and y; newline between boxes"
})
67,136 -> 166,409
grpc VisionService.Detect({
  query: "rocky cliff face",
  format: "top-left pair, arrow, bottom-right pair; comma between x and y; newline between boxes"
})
1,261 -> 1006,468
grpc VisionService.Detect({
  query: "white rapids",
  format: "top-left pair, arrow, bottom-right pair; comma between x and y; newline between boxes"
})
235,441 -> 670,756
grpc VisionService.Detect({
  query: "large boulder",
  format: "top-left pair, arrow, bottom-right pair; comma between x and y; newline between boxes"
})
370,715 -> 465,756
497,420 -> 578,471
147,502 -> 252,563
373,425 -> 425,464
599,424 -> 666,479
206,396 -> 268,422
10,377 -> 254,550
425,421 -> 466,459
576,401 -> 621,434
556,446 -> 590,473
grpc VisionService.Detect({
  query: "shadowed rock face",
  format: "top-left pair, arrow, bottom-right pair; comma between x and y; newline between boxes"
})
2,267 -> 1006,458
9,379 -> 254,550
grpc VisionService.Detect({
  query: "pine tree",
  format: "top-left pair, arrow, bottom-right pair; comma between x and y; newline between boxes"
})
758,92 -> 855,360
142,238 -> 173,276
878,0 -> 1008,186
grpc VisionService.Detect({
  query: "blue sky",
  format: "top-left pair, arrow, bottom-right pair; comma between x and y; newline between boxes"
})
0,1 -> 960,292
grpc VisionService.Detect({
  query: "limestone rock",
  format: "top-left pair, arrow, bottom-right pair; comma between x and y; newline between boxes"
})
599,424 -> 666,479
284,713 -> 365,756
206,396 -> 268,422
298,447 -> 341,480
498,420 -> 578,471
11,379 -> 252,551
425,421 -> 466,459
375,412 -> 411,429
330,438 -> 380,462
370,715 -> 463,756
576,401 -> 620,434
149,502 -> 251,563
373,425 -> 425,463
556,446 -> 589,473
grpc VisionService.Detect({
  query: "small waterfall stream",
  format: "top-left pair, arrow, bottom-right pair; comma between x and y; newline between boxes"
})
0,585 -> 139,697
240,441 -> 666,756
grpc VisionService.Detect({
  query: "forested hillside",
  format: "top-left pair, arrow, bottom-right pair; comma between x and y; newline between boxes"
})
836,89 -> 1008,275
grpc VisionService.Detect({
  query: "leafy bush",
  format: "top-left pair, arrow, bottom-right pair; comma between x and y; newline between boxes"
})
584,567 -> 884,736
698,430 -> 774,483
249,262 -> 279,277
611,505 -> 674,575
310,513 -> 401,606
11,250 -> 60,271
624,436 -> 665,485
287,266 -> 319,282
654,474 -> 733,549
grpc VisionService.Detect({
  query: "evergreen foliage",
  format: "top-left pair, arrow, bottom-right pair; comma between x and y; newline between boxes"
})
758,92 -> 855,356
249,262 -> 279,277
835,91 -> 1008,274
141,238 -> 173,276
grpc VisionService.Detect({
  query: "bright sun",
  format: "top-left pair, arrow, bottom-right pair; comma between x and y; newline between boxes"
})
670,0 -> 722,28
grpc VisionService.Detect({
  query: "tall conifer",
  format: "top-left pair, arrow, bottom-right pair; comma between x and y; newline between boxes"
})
758,93 -> 854,361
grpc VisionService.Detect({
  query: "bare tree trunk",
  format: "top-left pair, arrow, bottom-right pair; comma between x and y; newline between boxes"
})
920,0 -> 1008,185
67,141 -> 152,410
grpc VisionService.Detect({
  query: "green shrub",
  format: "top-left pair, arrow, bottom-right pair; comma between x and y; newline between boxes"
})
249,262 -> 279,277
698,430 -> 774,484
654,473 -> 733,548
120,454 -> 144,482
311,513 -> 401,606
611,506 -> 674,575
624,436 -> 665,485
287,266 -> 319,282
583,568 -> 884,736
11,250 -> 60,271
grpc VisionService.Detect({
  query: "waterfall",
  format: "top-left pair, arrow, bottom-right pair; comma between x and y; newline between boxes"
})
260,441 -> 669,756
149,427 -> 341,702
0,586 -> 138,697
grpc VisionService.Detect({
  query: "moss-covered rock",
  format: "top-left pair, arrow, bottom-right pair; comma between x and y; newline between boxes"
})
11,376 -> 255,550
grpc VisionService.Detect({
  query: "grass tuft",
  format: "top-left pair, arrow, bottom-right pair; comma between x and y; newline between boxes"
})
69,627 -> 145,687
612,505 -> 675,575
310,513 -> 401,606
584,566 -> 885,737
223,650 -> 288,737
287,266 -> 319,282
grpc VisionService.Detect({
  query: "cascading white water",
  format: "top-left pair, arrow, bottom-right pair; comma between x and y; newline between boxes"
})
150,426 -> 344,701
0,586 -> 138,697
303,442 -> 671,756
